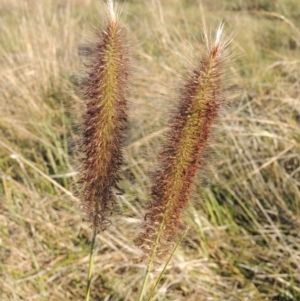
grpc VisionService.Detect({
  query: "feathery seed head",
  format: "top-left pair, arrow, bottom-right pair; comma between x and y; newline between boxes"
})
78,7 -> 131,233
137,23 -> 233,261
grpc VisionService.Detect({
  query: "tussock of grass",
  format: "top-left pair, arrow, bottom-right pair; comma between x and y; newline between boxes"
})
0,0 -> 299,300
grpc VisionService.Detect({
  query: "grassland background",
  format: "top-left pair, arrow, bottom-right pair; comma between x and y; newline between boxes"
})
0,0 -> 299,300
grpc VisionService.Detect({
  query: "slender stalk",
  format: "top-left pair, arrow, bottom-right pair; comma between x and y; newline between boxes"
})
138,219 -> 165,301
85,227 -> 97,301
138,226 -> 189,301
146,227 -> 189,301
138,258 -> 153,301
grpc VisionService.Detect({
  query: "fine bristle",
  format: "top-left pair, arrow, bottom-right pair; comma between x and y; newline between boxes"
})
107,0 -> 116,22
215,22 -> 224,46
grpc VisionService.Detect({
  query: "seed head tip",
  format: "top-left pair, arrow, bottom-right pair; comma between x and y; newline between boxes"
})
215,22 -> 224,46
108,0 -> 116,21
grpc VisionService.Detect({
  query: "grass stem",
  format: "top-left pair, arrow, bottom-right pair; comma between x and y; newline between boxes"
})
138,260 -> 152,301
85,227 -> 97,301
138,220 -> 165,301
146,227 -> 189,301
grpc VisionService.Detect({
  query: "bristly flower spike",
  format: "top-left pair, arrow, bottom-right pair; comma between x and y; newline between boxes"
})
137,23 -> 233,262
78,1 -> 131,234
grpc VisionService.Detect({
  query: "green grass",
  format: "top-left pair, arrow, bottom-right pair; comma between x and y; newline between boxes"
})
0,0 -> 299,300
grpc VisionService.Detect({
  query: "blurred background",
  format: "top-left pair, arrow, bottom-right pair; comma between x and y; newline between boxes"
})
0,0 -> 299,300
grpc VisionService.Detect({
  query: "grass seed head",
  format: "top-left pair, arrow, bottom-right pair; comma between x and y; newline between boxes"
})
137,23 -> 233,261
77,5 -> 131,233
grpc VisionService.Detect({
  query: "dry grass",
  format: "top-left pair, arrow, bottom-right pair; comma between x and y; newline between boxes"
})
0,0 -> 299,300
